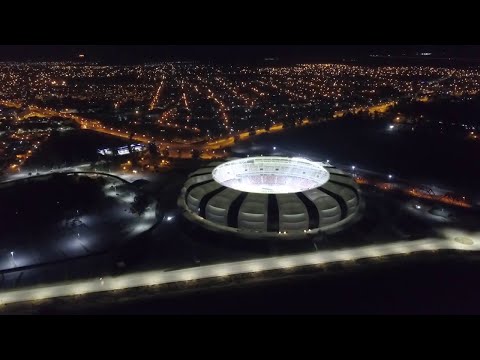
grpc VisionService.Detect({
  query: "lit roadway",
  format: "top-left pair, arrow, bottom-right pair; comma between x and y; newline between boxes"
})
334,101 -> 398,118
0,99 -> 337,156
204,122 -> 288,150
0,101 -> 200,151
0,99 -> 307,160
0,89 -> 447,159
0,227 -> 478,307
332,78 -> 452,118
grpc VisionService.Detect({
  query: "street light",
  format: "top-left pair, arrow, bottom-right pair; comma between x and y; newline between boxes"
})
388,174 -> 393,180
273,146 -> 276,151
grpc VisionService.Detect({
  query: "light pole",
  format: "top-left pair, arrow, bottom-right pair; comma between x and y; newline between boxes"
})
10,251 -> 16,267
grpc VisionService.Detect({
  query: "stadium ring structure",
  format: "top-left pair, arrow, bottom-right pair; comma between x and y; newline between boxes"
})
178,156 -> 363,240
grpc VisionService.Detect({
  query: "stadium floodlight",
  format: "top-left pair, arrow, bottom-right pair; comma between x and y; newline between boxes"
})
212,157 -> 330,194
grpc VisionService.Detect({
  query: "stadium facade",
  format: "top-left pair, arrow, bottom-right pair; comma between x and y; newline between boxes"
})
178,157 -> 363,240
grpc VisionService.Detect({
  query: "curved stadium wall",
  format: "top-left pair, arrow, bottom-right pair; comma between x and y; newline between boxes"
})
178,157 -> 363,241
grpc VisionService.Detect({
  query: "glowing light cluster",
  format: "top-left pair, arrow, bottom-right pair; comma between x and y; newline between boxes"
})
212,157 -> 330,194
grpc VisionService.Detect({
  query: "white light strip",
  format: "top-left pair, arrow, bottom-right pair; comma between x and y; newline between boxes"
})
0,229 -> 478,307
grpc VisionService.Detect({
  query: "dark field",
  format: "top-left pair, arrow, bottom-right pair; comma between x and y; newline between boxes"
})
31,254 -> 480,315
242,119 -> 480,194
25,130 -> 130,169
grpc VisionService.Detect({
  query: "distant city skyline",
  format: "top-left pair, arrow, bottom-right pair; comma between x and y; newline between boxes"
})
1,45 -> 480,314
1,45 -> 480,63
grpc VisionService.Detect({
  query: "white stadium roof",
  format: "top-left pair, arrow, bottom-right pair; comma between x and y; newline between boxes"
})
212,156 -> 330,194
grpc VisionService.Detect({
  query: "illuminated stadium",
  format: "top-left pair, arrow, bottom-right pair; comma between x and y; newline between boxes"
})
212,157 -> 330,194
178,156 -> 363,240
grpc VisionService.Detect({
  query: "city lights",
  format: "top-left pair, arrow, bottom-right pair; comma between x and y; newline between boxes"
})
1,49 -> 480,314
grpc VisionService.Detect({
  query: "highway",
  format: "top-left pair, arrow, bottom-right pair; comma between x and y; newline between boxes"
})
332,79 -> 452,118
334,100 -> 398,118
0,101 -> 201,150
1,99 -> 313,161
0,99 -> 332,158
0,227 -> 478,307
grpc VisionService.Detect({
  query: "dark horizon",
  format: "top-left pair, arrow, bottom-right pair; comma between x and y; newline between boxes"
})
1,44 -> 480,315
2,45 -> 480,63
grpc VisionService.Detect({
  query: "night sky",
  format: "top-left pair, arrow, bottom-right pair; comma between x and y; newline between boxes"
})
1,45 -> 480,63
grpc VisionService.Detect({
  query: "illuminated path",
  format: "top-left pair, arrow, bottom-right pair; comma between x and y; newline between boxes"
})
0,228 -> 478,306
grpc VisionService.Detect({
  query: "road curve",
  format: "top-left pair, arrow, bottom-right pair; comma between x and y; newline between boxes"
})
0,227 -> 478,307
